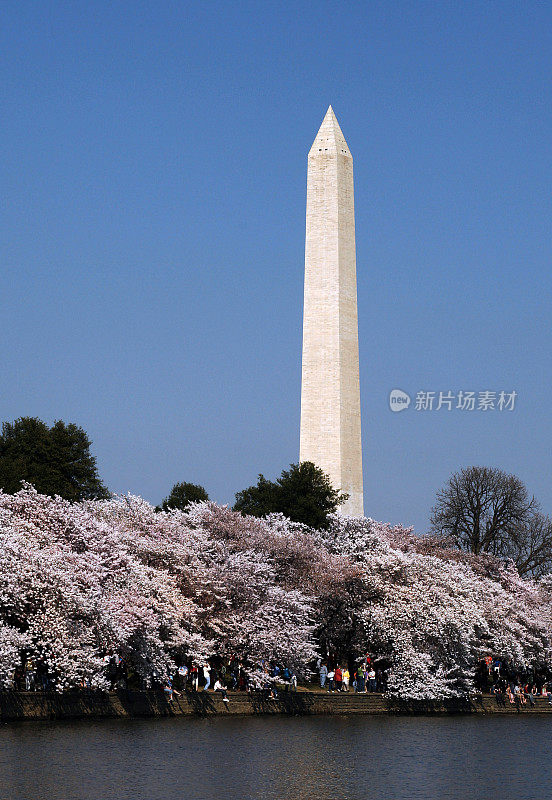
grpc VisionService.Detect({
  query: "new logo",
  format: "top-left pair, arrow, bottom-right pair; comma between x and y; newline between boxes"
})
389,389 -> 411,412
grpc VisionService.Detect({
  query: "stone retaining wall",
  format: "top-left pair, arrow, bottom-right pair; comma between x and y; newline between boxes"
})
2,690 -> 552,722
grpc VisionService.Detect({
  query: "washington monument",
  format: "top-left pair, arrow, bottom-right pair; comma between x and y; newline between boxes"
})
300,106 -> 364,517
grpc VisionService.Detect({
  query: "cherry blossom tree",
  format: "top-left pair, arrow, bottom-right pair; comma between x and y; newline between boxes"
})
0,485 -> 550,699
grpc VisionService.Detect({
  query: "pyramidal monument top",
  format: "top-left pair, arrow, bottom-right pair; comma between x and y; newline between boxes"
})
309,105 -> 351,157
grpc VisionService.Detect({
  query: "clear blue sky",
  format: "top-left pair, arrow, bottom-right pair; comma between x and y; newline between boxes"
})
2,1 -> 551,532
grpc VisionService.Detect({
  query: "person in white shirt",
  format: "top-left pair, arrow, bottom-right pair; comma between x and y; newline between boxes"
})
203,664 -> 211,691
368,668 -> 376,692
327,669 -> 335,692
214,679 -> 229,702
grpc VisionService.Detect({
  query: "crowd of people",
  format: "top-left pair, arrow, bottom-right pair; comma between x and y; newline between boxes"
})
164,659 -> 301,702
12,658 -> 50,691
318,655 -> 389,693
475,655 -> 552,707
164,659 -> 246,703
10,651 -> 552,705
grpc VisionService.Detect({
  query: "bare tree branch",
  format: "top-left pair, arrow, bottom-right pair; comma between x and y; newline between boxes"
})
430,466 -> 550,577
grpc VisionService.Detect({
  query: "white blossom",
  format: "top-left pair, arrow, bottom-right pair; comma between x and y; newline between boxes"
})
0,486 -> 549,699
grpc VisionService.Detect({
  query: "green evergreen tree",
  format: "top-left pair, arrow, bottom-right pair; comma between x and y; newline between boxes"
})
161,481 -> 209,511
0,417 -> 109,501
234,461 -> 347,530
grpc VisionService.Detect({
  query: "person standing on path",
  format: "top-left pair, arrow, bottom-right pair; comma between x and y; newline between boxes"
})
334,665 -> 342,692
319,663 -> 328,689
203,663 -> 211,691
356,663 -> 366,693
24,658 -> 35,691
368,668 -> 376,692
178,664 -> 188,692
342,667 -> 350,692
190,664 -> 199,691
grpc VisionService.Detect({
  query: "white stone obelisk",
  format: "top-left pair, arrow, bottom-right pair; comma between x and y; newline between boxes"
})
300,106 -> 364,517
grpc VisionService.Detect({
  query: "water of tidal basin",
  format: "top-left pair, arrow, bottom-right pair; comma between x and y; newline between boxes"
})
1,715 -> 551,800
